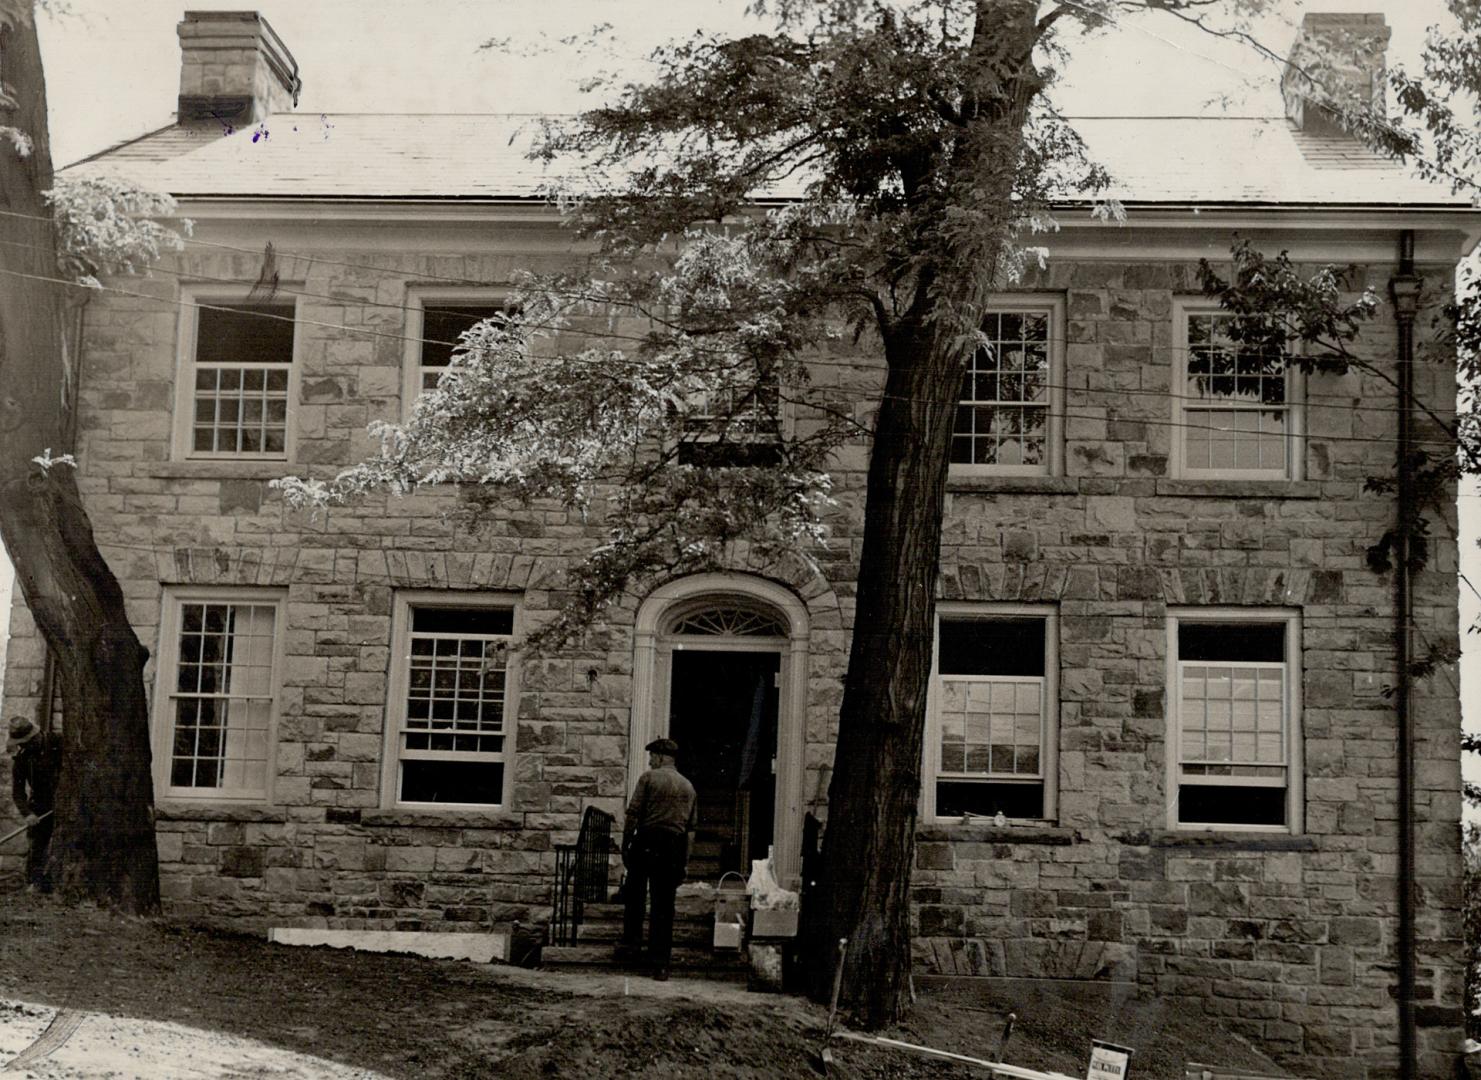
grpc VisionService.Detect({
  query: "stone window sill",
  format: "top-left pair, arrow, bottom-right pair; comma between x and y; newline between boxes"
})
155,802 -> 287,823
1154,479 -> 1322,499
946,475 -> 1077,495
145,461 -> 310,481
1124,829 -> 1317,852
917,823 -> 1075,845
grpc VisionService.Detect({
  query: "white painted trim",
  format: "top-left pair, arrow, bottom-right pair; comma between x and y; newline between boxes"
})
173,204 -> 1476,263
400,286 -> 513,420
172,286 -> 302,463
948,295 -> 1065,481
924,602 -> 1060,825
268,927 -> 510,963
1165,606 -> 1304,834
630,573 -> 810,888
1170,300 -> 1306,482
152,585 -> 287,804
382,589 -> 521,813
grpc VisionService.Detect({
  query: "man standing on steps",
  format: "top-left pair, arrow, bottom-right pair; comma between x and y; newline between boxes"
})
616,737 -> 697,980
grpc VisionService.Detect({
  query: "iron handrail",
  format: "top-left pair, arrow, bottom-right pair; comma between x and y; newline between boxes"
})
550,805 -> 614,946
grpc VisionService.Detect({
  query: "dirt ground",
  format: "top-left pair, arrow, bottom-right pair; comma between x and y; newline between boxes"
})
0,893 -> 1292,1079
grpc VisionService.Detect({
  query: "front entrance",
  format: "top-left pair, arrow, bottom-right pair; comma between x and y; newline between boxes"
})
669,650 -> 780,883
628,574 -> 810,888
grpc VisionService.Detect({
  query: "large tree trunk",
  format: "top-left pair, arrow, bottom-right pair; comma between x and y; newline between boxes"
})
0,1 -> 160,911
805,319 -> 962,1028
805,0 -> 1045,1027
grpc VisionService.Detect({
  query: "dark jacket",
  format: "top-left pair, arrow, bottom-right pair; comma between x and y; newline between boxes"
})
12,732 -> 63,817
623,765 -> 698,849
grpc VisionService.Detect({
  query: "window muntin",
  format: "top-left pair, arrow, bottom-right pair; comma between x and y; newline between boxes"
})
389,599 -> 516,809
1169,613 -> 1301,831
953,311 -> 1051,470
1177,309 -> 1300,478
927,610 -> 1057,822
948,300 -> 1063,477
186,301 -> 296,458
156,592 -> 282,802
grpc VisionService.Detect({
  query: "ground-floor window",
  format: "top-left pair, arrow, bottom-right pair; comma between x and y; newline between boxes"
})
385,592 -> 518,809
925,604 -> 1058,822
1167,608 -> 1302,831
154,588 -> 284,801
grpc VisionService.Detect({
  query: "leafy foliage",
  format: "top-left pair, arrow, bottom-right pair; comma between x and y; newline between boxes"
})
44,175 -> 192,288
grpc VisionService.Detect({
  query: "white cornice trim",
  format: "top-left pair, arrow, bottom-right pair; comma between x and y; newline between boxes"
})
176,198 -> 1480,261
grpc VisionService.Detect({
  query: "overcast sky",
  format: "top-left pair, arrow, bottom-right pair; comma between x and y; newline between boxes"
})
37,0 -> 1455,165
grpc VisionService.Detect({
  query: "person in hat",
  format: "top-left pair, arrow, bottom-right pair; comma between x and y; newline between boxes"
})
616,736 -> 697,980
7,717 -> 62,892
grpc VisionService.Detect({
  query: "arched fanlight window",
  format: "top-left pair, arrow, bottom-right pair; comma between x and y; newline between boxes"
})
670,605 -> 787,638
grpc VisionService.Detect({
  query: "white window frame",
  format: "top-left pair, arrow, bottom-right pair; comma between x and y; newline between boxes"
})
1165,607 -> 1303,834
949,295 -> 1065,478
152,586 -> 286,803
172,287 -> 301,461
402,288 -> 512,418
923,603 -> 1059,824
1171,301 -> 1305,480
382,590 -> 520,812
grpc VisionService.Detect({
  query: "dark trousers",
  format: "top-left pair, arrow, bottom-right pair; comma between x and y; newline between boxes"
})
26,815 -> 53,891
622,829 -> 687,967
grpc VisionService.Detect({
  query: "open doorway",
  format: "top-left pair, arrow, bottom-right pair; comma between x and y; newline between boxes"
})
668,650 -> 780,884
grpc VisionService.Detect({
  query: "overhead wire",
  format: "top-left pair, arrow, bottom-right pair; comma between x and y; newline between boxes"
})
0,261 -> 1463,456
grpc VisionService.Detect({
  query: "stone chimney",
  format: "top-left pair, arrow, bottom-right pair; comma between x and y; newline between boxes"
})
1280,13 -> 1390,137
177,10 -> 301,127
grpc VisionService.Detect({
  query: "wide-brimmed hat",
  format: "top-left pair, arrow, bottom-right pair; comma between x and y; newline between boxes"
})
645,737 -> 679,757
6,717 -> 39,753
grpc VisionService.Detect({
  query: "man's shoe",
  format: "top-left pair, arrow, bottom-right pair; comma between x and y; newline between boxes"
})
653,967 -> 670,982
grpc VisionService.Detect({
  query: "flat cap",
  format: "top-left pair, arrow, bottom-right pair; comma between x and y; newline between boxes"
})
645,737 -> 679,756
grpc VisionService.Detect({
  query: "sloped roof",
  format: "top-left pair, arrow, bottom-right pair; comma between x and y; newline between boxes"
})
66,111 -> 1471,208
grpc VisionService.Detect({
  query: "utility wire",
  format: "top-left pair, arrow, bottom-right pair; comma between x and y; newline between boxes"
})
0,263 -> 1462,455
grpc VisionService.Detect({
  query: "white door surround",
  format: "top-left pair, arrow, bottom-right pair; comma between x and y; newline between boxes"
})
628,573 -> 810,888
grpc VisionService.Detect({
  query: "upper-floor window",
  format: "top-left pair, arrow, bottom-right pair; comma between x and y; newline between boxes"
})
403,291 -> 513,414
1167,609 -> 1302,832
176,295 -> 299,460
384,593 -> 518,810
951,299 -> 1064,477
1174,306 -> 1302,479
153,588 -> 284,802
677,366 -> 782,467
924,605 -> 1058,822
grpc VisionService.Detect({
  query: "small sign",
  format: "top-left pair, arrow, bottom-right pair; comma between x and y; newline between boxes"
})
1086,1039 -> 1133,1080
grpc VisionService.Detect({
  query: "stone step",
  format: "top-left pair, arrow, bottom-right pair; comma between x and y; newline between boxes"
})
541,943 -> 750,982
576,919 -> 714,946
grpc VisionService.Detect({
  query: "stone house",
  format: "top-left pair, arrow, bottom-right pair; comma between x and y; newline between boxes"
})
1,9 -> 1475,1077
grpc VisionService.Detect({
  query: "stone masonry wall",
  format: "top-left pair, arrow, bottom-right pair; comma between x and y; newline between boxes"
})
0,227 -> 1464,1078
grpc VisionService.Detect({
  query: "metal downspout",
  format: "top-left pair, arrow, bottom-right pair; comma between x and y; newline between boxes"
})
1389,229 -> 1421,1079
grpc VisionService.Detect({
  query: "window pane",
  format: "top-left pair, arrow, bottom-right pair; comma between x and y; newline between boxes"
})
196,304 -> 294,366
401,759 -> 504,805
937,781 -> 1044,820
1179,623 -> 1285,662
412,607 -> 514,636
938,618 -> 1044,676
421,304 -> 511,371
168,600 -> 276,797
1179,783 -> 1285,827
